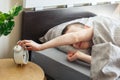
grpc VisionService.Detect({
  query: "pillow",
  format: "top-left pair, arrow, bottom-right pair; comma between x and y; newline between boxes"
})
39,18 -> 90,54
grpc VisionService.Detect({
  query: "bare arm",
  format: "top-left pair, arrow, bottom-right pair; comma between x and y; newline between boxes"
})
18,27 -> 93,51
40,27 -> 93,50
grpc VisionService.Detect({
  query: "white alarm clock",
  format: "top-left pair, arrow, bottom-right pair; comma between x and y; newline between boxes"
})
13,45 -> 29,65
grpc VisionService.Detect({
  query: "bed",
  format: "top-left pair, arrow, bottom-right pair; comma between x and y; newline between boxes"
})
21,7 -> 96,80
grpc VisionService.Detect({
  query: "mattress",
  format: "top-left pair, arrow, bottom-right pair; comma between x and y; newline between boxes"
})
31,48 -> 90,80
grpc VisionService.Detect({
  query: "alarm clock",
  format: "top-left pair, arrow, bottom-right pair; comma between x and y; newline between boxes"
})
13,45 -> 29,65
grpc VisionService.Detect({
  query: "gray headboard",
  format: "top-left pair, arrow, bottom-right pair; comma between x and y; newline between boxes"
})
21,7 -> 96,43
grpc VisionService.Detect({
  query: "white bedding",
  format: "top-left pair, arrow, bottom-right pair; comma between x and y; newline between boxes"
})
39,15 -> 120,79
89,16 -> 120,80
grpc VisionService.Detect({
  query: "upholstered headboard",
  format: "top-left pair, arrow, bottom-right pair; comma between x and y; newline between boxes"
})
22,7 -> 96,43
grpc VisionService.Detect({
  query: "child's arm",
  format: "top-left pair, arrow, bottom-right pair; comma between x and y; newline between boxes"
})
17,27 -> 93,51
67,50 -> 91,64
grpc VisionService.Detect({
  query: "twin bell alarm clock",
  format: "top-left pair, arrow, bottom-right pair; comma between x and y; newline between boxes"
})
13,45 -> 29,65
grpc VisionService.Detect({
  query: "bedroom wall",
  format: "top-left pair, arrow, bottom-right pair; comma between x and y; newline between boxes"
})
0,0 -> 23,58
78,3 -> 119,18
0,1 -> 119,58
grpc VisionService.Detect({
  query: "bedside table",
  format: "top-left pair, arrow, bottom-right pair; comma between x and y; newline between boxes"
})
0,59 -> 45,80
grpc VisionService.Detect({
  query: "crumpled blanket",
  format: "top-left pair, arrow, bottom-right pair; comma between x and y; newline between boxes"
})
90,16 -> 120,80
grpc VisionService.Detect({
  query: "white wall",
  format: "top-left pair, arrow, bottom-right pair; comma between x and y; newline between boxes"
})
23,0 -> 120,8
0,0 -> 23,58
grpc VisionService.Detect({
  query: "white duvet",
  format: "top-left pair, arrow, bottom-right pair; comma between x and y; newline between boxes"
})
89,16 -> 120,80
39,15 -> 120,80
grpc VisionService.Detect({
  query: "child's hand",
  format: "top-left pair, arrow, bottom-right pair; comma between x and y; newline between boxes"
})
17,40 -> 41,51
67,50 -> 91,63
67,51 -> 79,62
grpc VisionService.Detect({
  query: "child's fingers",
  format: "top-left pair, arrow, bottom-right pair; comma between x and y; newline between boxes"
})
17,40 -> 30,47
67,52 -> 78,62
67,53 -> 74,61
24,43 -> 32,47
17,40 -> 21,44
68,53 -> 74,57
68,51 -> 75,57
26,47 -> 32,50
67,56 -> 72,61
17,40 -> 23,46
67,54 -> 76,62
17,40 -> 31,44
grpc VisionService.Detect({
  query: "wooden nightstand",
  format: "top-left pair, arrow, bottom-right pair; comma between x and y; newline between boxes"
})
0,59 -> 45,80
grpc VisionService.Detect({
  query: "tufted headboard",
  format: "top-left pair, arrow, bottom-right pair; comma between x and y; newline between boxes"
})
21,7 -> 96,43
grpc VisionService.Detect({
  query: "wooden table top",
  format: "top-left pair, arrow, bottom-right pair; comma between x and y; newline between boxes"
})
0,59 -> 45,80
